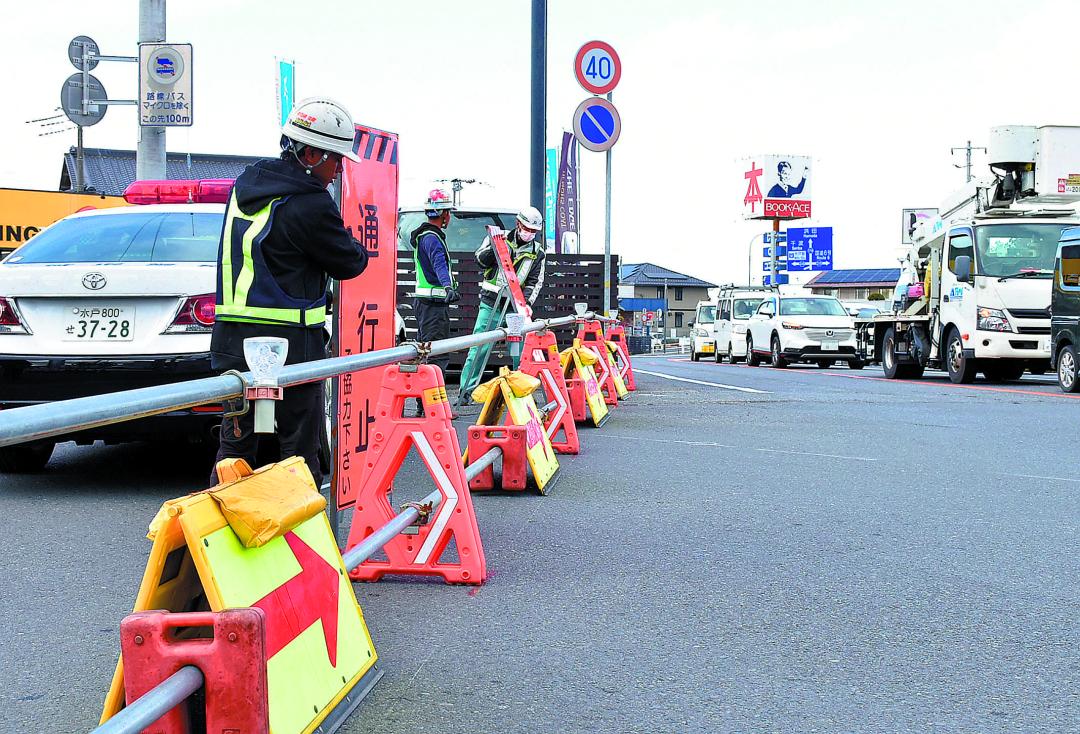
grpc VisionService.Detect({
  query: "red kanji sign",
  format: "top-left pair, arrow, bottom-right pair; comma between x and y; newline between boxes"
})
744,161 -> 763,215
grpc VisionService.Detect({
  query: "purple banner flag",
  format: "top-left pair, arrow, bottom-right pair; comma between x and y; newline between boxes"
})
555,131 -> 579,254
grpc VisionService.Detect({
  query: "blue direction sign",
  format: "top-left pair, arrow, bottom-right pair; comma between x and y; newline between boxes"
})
572,97 -> 621,153
763,260 -> 788,272
764,273 -> 789,286
763,244 -> 787,258
786,227 -> 833,272
763,232 -> 787,244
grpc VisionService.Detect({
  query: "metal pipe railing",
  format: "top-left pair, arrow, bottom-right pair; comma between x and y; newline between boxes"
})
0,313 -> 607,449
91,666 -> 204,734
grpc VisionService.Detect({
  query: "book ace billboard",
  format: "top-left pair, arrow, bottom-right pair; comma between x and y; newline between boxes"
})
742,154 -> 812,220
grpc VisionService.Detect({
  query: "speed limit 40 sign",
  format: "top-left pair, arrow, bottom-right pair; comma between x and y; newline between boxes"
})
574,40 -> 621,95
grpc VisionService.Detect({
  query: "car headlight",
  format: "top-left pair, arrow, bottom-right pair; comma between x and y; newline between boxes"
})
733,324 -> 747,334
977,306 -> 1011,332
781,321 -> 805,330
695,328 -> 709,337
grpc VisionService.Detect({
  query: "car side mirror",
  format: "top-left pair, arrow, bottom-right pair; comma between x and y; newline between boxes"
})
955,255 -> 971,283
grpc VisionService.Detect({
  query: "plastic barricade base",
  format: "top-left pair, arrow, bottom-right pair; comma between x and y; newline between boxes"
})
467,425 -> 529,491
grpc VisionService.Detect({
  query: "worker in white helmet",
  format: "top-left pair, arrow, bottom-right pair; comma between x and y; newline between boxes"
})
458,206 -> 547,398
210,97 -> 368,488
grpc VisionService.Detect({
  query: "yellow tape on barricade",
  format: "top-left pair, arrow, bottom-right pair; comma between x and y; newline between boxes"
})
101,457 -> 380,734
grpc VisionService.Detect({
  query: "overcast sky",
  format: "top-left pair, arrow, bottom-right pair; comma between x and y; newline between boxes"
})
3,0 -> 1079,286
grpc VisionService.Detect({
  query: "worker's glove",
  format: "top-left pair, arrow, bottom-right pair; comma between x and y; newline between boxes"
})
443,287 -> 461,304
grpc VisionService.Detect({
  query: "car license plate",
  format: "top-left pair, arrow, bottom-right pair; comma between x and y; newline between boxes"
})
821,340 -> 838,351
62,305 -> 135,341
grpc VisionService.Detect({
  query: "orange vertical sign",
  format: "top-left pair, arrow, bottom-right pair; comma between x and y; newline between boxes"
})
335,125 -> 399,509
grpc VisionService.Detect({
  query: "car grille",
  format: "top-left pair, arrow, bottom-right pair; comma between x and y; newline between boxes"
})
805,328 -> 853,340
1008,308 -> 1050,319
1016,326 -> 1050,335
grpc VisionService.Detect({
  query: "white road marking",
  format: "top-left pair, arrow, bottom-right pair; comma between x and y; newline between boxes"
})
1001,472 -> 1080,484
595,433 -> 876,461
634,368 -> 769,394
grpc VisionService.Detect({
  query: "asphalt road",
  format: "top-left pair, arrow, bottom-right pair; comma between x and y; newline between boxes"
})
2,355 -> 1078,732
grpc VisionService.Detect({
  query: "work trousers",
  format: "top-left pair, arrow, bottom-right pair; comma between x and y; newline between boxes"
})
211,380 -> 325,489
459,298 -> 518,397
414,298 -> 451,376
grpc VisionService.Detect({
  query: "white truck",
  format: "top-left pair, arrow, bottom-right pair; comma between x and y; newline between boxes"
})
862,125 -> 1080,383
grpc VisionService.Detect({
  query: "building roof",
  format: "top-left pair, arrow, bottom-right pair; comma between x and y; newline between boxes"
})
620,262 -> 717,289
805,268 -> 901,289
60,147 -> 264,196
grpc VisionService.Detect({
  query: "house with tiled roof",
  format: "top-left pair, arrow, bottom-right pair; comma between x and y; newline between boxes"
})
618,262 -> 717,337
60,147 -> 263,196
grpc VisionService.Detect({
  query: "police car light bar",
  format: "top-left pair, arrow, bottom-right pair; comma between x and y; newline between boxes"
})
123,179 -> 233,205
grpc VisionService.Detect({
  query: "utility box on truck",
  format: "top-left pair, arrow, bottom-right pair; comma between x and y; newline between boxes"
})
861,125 -> 1080,383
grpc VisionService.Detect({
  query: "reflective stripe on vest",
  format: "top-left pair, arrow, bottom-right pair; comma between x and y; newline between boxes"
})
216,193 -> 327,328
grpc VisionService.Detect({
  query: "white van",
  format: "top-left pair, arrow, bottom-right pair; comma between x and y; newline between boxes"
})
690,300 -> 717,361
713,286 -> 770,363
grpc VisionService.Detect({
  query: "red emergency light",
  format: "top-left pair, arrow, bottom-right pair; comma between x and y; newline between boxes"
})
123,179 -> 234,205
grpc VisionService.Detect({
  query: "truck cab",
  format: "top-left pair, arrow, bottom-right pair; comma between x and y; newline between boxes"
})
1051,226 -> 1080,391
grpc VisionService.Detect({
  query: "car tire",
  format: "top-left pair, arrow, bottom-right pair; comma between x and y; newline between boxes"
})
0,441 -> 56,473
945,328 -> 977,384
727,343 -> 737,364
1058,345 -> 1080,393
817,359 -> 834,368
770,334 -> 787,368
745,334 -> 759,366
848,360 -> 865,370
714,346 -> 723,363
691,350 -> 700,362
982,362 -> 1026,383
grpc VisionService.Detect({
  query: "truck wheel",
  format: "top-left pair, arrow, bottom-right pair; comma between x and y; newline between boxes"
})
770,334 -> 787,368
881,326 -> 924,379
1058,345 -> 1080,393
0,441 -> 55,473
945,328 -> 977,384
983,362 -> 1026,383
714,346 -> 723,363
848,359 -> 865,370
745,335 -> 759,366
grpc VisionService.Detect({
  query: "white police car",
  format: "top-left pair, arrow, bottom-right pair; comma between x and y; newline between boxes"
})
0,179 -> 402,473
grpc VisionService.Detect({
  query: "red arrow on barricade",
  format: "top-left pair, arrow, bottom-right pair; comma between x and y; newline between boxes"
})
253,532 -> 341,666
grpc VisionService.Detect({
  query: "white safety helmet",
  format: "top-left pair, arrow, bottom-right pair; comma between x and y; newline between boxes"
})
516,206 -> 543,231
281,97 -> 361,162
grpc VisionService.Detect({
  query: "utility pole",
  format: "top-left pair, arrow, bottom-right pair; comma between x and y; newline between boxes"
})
137,0 -> 167,180
951,140 -> 986,183
529,0 -> 547,219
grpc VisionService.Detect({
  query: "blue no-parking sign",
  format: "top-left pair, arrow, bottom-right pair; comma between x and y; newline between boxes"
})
572,97 -> 621,152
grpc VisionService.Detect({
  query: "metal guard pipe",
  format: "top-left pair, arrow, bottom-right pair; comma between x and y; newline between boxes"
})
0,313 -> 601,448
91,665 -> 204,734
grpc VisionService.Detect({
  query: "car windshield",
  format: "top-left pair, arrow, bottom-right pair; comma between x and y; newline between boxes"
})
398,211 -> 520,253
974,223 -> 1067,278
779,298 -> 847,316
4,212 -> 223,264
697,305 -> 715,323
732,298 -> 761,319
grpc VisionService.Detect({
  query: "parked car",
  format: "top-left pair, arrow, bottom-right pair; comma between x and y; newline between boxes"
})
689,300 -> 716,361
1051,226 -> 1080,392
714,287 -> 769,363
0,180 -> 406,473
745,295 -> 863,369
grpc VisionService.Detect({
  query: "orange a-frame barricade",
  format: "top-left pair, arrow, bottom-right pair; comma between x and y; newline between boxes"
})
517,329 -> 579,454
575,320 -> 626,406
604,322 -> 636,391
345,363 -> 486,585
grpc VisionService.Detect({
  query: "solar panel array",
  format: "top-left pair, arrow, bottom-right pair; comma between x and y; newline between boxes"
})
811,268 -> 900,285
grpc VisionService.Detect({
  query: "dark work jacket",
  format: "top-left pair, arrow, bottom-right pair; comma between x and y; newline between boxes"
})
210,158 -> 368,369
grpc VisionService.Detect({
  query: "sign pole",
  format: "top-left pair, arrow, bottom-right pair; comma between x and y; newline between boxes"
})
603,91 -> 613,318
137,0 -> 167,181
771,219 -> 780,288
75,126 -> 85,192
